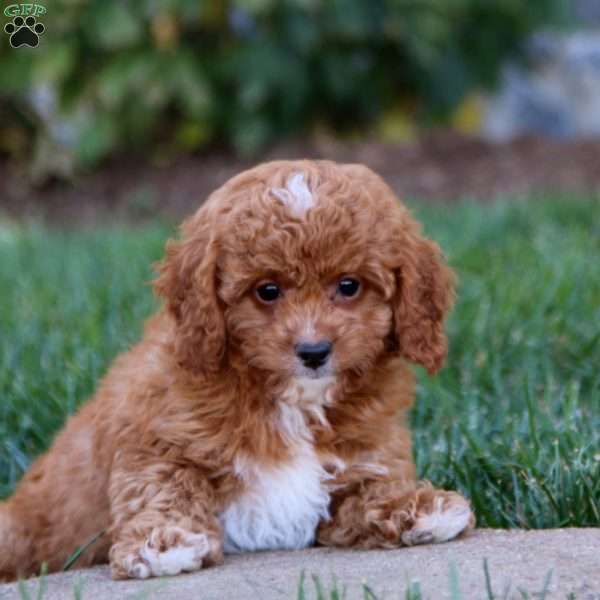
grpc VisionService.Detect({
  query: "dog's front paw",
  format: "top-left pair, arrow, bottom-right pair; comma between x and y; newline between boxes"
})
111,526 -> 221,579
401,493 -> 474,547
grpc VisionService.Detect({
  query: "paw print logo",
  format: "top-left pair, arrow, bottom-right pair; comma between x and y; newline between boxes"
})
4,16 -> 45,48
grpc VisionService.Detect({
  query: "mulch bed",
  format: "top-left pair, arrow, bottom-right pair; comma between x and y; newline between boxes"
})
2,131 -> 600,224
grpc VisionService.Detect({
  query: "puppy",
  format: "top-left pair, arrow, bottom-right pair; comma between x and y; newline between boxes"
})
0,160 -> 474,582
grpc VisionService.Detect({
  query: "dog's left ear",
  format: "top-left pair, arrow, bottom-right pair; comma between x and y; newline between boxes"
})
154,210 -> 226,376
392,230 -> 456,375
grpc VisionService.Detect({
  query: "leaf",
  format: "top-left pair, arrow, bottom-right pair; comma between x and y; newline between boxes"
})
84,3 -> 143,49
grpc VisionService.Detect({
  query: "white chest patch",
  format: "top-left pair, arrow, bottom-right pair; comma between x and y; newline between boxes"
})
220,448 -> 330,553
220,378 -> 334,553
270,172 -> 315,216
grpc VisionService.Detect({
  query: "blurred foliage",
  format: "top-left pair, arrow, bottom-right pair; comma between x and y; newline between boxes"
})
0,0 -> 566,177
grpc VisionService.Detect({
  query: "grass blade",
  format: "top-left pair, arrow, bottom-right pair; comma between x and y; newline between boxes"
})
483,558 -> 494,600
62,530 -> 105,572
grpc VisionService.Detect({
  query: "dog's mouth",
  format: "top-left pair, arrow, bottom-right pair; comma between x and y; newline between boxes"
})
281,372 -> 337,410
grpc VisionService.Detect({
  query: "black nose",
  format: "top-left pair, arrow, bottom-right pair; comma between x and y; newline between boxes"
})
296,341 -> 332,370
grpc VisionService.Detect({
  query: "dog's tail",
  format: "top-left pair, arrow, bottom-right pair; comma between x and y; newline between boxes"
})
0,501 -> 31,582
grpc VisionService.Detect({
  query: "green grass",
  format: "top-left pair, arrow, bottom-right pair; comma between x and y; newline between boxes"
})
1,198 -> 599,528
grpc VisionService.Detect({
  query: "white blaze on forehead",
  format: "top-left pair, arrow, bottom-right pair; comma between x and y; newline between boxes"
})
271,172 -> 314,216
301,320 -> 316,340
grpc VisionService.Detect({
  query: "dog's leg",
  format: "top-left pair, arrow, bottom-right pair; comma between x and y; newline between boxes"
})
317,479 -> 474,549
108,451 -> 223,580
0,502 -> 30,582
0,407 -> 113,581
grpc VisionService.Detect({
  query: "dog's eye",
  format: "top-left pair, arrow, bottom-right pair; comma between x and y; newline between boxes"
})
337,277 -> 360,298
256,282 -> 281,304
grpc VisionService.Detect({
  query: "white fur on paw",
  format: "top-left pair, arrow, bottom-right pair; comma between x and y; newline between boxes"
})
126,528 -> 210,578
126,557 -> 151,579
401,498 -> 473,547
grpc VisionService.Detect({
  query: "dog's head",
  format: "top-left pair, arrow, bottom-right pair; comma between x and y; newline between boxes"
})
155,160 -> 454,387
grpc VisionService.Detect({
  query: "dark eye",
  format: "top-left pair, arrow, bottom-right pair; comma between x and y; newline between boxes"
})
337,277 -> 360,298
256,282 -> 281,304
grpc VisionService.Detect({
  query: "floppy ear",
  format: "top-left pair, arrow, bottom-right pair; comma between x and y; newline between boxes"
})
392,231 -> 456,375
339,162 -> 455,374
154,213 -> 226,376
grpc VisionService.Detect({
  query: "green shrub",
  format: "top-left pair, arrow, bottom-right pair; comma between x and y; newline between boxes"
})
0,0 -> 566,176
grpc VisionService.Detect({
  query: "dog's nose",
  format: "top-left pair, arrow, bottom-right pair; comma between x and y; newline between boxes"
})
295,341 -> 332,370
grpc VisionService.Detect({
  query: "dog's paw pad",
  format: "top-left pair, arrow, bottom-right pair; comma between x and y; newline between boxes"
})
402,498 -> 473,547
127,559 -> 152,579
120,527 -> 213,579
142,532 -> 209,576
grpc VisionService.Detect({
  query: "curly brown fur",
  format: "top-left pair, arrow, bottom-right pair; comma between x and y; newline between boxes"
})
0,160 -> 473,582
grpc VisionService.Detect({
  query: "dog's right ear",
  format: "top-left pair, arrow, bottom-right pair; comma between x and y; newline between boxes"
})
154,210 -> 226,376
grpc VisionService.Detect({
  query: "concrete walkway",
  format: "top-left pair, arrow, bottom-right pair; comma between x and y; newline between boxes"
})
1,529 -> 598,599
